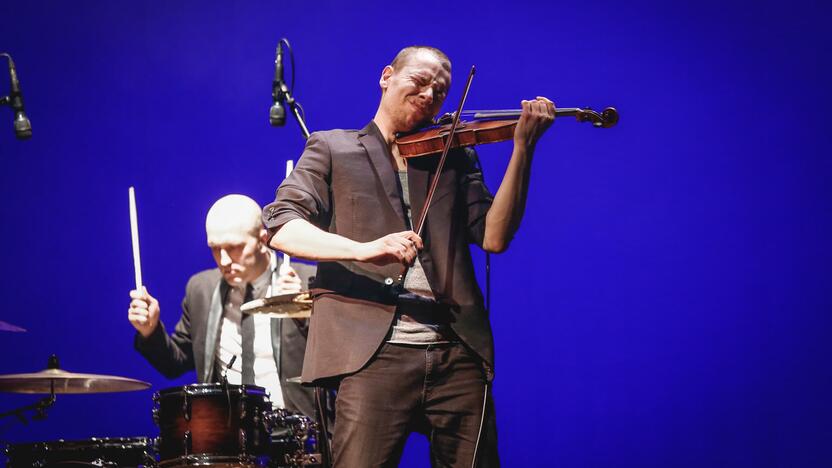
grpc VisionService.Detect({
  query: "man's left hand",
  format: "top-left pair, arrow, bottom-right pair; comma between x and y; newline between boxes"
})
513,96 -> 555,150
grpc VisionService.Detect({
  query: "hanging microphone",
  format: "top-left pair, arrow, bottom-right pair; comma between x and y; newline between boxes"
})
266,39 -> 311,139
6,56 -> 32,140
269,43 -> 286,127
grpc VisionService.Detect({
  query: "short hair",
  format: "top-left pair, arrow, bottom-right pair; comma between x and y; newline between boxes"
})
205,194 -> 262,238
390,46 -> 451,72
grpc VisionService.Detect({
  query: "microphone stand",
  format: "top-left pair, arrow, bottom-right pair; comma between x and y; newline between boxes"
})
0,53 -> 12,110
313,387 -> 332,467
276,81 -> 310,140
270,39 -> 327,466
0,52 -> 31,140
221,355 -> 236,428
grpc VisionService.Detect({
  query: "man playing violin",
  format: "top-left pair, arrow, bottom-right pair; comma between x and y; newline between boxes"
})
263,46 -> 554,467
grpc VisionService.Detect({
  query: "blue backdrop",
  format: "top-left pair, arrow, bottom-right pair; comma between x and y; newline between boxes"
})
1,1 -> 830,466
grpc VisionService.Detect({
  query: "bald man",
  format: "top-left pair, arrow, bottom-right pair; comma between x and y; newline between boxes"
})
128,194 -> 316,416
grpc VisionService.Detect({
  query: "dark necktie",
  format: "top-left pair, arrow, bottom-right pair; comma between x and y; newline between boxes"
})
240,284 -> 256,385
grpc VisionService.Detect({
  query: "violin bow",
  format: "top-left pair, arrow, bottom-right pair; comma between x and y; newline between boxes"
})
390,65 -> 477,286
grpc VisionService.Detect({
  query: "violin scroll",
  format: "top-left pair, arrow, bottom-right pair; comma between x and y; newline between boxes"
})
575,107 -> 619,128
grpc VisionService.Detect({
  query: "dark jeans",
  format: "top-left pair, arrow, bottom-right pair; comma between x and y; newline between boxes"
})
332,342 -> 489,468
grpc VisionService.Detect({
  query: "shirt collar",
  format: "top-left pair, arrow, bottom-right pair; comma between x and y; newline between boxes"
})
249,250 -> 275,297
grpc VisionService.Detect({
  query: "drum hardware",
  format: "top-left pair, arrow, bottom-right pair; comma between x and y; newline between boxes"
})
267,409 -> 322,467
271,379 -> 331,466
183,430 -> 191,456
182,391 -> 191,422
0,390 -> 54,425
316,387 -> 332,467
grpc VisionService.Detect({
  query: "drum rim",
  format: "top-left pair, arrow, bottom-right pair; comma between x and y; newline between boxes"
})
154,382 -> 269,398
158,453 -> 265,467
6,436 -> 153,451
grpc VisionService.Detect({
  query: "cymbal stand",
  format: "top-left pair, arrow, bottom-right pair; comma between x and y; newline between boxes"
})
313,387 -> 333,467
0,356 -> 59,430
0,383 -> 55,424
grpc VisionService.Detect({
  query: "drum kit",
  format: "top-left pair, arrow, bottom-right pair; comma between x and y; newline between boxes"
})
0,295 -> 323,468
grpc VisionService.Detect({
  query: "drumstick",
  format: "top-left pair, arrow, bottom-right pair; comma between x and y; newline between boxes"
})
128,186 -> 143,291
280,160 -> 293,272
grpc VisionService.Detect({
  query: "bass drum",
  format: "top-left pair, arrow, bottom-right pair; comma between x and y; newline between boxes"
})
153,383 -> 272,467
5,437 -> 156,467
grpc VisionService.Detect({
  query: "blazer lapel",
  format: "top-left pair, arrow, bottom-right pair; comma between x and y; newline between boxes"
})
202,279 -> 228,382
357,121 -> 406,225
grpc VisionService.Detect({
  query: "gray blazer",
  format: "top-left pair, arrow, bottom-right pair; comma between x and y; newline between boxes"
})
134,258 -> 317,417
263,121 -> 496,384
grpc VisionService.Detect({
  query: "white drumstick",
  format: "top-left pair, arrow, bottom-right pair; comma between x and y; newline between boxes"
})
128,186 -> 143,291
280,160 -> 294,272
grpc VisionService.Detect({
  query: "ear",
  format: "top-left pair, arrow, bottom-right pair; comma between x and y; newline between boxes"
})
379,65 -> 394,91
258,228 -> 270,248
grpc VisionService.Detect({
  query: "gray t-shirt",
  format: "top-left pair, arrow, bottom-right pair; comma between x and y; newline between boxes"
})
388,171 -> 453,345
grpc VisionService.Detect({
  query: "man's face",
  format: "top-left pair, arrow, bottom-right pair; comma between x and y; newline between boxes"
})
207,228 -> 265,286
379,50 -> 451,132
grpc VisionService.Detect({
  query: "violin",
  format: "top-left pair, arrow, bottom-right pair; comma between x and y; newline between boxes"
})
395,106 -> 619,158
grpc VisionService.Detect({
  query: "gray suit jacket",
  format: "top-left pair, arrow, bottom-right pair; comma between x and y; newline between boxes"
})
134,258 -> 317,416
263,121 -> 495,384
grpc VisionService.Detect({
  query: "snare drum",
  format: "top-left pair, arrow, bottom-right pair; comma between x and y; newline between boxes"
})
153,383 -> 272,467
5,436 -> 155,467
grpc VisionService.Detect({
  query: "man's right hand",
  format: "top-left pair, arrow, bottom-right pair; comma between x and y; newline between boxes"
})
128,287 -> 160,338
356,230 -> 423,266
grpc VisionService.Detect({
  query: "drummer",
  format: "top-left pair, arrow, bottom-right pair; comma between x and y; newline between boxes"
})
127,194 -> 316,417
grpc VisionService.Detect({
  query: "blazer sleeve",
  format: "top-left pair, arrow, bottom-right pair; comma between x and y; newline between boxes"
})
460,147 -> 494,247
133,286 -> 198,379
263,132 -> 333,239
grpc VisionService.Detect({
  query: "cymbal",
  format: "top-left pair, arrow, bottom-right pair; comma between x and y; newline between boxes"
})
0,368 -> 151,394
241,291 -> 312,319
0,319 -> 26,332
